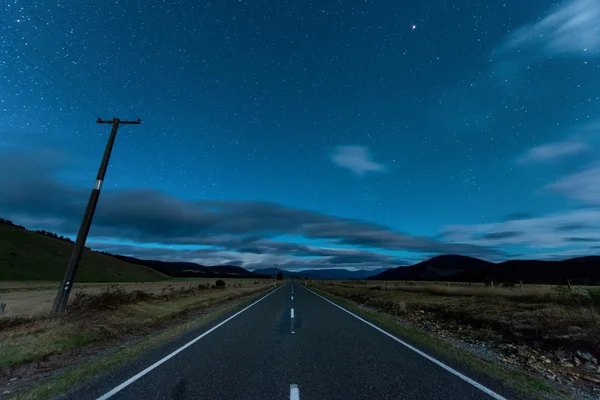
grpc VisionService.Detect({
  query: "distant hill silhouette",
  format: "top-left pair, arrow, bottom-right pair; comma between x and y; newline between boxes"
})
367,255 -> 600,285
252,267 -> 387,280
110,255 -> 268,279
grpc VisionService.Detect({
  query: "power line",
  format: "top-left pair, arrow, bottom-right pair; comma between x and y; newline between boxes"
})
2,21 -> 113,117
27,10 -> 140,120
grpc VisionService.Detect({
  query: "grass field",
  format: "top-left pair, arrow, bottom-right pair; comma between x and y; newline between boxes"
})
0,224 -> 166,282
313,280 -> 600,346
0,278 -> 275,317
0,279 -> 277,398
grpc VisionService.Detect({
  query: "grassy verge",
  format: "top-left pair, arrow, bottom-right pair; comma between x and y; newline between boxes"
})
309,284 -> 565,400
1,283 -> 275,399
314,281 -> 600,355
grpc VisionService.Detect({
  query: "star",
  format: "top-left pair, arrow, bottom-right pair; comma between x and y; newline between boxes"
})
412,24 -> 416,30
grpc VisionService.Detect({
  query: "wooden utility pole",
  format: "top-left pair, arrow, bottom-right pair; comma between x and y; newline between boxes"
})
51,118 -> 140,315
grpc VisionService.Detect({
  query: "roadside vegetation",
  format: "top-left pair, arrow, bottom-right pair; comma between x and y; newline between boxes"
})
0,279 -> 275,398
310,280 -> 600,399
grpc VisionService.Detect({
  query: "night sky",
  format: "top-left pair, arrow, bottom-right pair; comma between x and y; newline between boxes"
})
1,0 -> 600,270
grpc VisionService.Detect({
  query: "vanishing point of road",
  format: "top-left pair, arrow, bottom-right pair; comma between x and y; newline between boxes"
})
65,281 -> 516,400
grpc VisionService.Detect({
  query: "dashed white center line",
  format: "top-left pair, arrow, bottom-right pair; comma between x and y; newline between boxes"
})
291,296 -> 294,300
290,308 -> 295,319
290,384 -> 300,400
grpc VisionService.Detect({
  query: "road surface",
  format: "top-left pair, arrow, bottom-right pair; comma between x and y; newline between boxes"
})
67,281 -> 514,400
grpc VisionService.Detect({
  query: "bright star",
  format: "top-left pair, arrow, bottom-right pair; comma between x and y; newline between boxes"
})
412,24 -> 416,30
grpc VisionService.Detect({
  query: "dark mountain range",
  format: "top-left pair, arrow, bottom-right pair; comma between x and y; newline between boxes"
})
252,267 -> 387,280
367,255 -> 600,285
109,255 -> 268,279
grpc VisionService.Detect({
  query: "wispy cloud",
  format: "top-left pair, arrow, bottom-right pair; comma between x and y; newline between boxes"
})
498,0 -> 600,59
517,141 -> 588,164
441,209 -> 600,250
331,145 -> 385,175
0,149 -> 500,264
547,165 -> 600,205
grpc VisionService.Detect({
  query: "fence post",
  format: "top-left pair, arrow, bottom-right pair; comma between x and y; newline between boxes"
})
567,280 -> 572,292
490,281 -> 494,290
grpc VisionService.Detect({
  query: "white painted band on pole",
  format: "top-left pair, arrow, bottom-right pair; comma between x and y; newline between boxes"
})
94,180 -> 103,190
290,384 -> 300,400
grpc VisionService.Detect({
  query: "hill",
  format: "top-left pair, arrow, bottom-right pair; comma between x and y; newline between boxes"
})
367,255 -> 600,285
110,255 -> 267,278
0,223 -> 167,282
371,255 -> 493,281
252,267 -> 387,280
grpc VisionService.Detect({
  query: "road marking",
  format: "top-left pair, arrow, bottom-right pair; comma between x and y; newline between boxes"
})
291,295 -> 294,300
291,308 -> 295,318
303,286 -> 506,400
96,284 -> 285,400
290,384 -> 300,400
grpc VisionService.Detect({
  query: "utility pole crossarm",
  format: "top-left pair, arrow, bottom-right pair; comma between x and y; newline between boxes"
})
97,118 -> 141,125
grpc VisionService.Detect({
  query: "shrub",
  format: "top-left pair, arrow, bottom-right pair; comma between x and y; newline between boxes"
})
215,280 -> 226,289
69,285 -> 156,312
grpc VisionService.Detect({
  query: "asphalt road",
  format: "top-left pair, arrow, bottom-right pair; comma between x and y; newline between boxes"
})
66,281 -> 514,400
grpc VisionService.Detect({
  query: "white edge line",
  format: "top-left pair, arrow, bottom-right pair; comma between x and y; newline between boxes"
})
302,286 -> 506,400
96,284 -> 286,400
291,308 -> 295,318
290,384 -> 300,400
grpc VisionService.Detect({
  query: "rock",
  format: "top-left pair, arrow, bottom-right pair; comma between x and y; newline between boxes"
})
554,349 -> 567,360
576,350 -> 595,362
3,391 -> 11,395
9,377 -> 17,381
582,374 -> 600,384
584,364 -> 597,372
517,347 -> 528,357
544,373 -> 556,381
561,362 -> 574,368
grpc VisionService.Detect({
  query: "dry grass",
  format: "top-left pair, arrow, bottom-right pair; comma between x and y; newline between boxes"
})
0,281 -> 274,371
0,278 -> 274,317
312,280 -> 600,353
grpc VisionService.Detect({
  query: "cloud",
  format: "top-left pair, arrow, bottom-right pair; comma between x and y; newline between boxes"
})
0,149 -> 501,267
498,0 -> 600,59
89,242 -> 404,270
518,141 -> 588,164
547,166 -> 600,205
441,209 -> 600,250
331,145 -> 385,175
480,231 -> 522,240
433,1 -> 600,136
